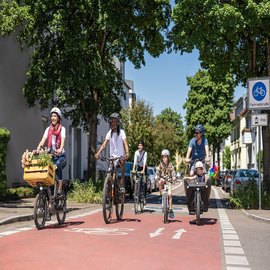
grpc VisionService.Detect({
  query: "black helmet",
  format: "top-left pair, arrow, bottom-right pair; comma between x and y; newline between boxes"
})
194,124 -> 205,135
138,140 -> 145,147
109,112 -> 120,122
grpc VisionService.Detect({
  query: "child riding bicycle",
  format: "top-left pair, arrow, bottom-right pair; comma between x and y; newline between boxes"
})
155,149 -> 176,219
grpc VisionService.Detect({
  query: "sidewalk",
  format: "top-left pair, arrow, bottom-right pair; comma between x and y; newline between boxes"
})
0,197 -> 97,226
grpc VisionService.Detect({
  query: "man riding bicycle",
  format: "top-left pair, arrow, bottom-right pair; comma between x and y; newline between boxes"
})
95,113 -> 129,192
132,140 -> 148,204
185,124 -> 210,176
155,149 -> 176,219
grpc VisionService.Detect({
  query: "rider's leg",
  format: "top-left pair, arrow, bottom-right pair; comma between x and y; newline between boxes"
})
158,179 -> 164,196
55,154 -> 67,194
119,160 -> 125,192
168,186 -> 174,218
189,163 -> 195,177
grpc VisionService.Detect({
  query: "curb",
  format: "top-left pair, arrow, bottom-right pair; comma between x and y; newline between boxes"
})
242,209 -> 270,224
0,206 -> 87,226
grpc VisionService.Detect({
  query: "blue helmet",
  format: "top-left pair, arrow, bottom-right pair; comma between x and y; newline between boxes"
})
194,124 -> 205,135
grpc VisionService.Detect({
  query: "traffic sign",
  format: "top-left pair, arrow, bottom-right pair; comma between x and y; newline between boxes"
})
248,78 -> 270,110
251,114 -> 268,126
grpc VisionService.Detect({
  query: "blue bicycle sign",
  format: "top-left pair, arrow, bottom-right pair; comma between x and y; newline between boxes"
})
252,82 -> 267,101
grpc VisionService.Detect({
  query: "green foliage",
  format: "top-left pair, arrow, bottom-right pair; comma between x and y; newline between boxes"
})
67,180 -> 102,204
183,70 -> 234,151
0,128 -> 10,197
228,196 -> 243,209
230,180 -> 259,209
223,146 -> 231,170
0,0 -> 171,178
7,187 -> 37,199
121,99 -> 155,165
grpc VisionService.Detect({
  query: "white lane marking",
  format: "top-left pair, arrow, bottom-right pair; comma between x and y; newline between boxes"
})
172,228 -> 186,240
227,267 -> 251,270
64,227 -> 134,236
0,231 -> 19,236
149,227 -> 165,238
213,187 -> 250,270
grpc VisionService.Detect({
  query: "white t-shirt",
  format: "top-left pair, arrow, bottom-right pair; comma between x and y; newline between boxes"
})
134,150 -> 147,167
43,126 -> 66,153
105,129 -> 126,157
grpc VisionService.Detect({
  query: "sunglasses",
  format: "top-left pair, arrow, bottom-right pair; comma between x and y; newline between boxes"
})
194,131 -> 201,135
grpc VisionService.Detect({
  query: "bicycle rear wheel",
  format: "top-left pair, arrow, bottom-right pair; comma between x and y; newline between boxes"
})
34,191 -> 47,230
102,174 -> 113,224
56,192 -> 67,224
115,177 -> 125,220
196,191 -> 201,225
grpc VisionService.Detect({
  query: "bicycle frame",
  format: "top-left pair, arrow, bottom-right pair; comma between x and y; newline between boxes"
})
132,171 -> 144,214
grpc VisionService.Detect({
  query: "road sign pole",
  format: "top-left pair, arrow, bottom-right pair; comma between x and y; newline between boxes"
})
258,125 -> 261,210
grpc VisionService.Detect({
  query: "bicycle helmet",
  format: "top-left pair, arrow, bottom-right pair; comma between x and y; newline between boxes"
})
194,124 -> 205,135
109,112 -> 120,123
161,149 -> 170,157
195,161 -> 204,169
50,107 -> 62,119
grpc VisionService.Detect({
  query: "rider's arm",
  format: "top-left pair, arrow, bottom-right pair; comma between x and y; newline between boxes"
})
185,146 -> 192,162
205,144 -> 210,162
142,151 -> 147,173
95,139 -> 109,159
37,128 -> 49,150
123,138 -> 129,159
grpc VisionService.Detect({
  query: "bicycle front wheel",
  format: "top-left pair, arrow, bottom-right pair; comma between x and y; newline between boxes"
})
163,194 -> 168,223
34,191 -> 47,230
139,181 -> 144,212
102,174 -> 113,224
196,191 -> 201,225
56,192 -> 67,225
115,178 -> 124,220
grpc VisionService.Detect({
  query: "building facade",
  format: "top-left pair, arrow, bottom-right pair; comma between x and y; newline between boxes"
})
0,35 -> 135,187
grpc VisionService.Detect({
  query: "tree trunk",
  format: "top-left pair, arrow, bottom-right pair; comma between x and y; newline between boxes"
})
87,111 -> 98,182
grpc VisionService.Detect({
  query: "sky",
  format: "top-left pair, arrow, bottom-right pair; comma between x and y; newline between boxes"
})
125,50 -> 246,119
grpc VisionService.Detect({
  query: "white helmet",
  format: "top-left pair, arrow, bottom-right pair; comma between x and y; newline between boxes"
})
161,149 -> 170,157
195,161 -> 204,169
50,107 -> 62,119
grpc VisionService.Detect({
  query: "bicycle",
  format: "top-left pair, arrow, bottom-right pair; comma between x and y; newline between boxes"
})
131,171 -> 145,214
100,156 -> 125,224
185,177 -> 211,226
161,176 -> 173,224
34,177 -> 67,229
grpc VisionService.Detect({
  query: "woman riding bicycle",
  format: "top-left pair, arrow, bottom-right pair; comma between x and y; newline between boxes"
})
185,124 -> 210,176
37,107 -> 67,196
132,140 -> 148,204
95,113 -> 129,192
155,149 -> 176,219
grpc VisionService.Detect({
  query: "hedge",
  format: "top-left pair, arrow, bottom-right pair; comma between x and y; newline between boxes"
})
0,128 -> 10,198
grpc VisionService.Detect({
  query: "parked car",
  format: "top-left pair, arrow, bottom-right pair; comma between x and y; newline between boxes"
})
222,170 -> 236,192
230,169 -> 259,194
118,162 -> 134,197
147,166 -> 158,192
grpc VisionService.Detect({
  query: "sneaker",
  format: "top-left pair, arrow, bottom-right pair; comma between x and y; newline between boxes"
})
169,209 -> 174,219
57,189 -> 62,197
120,187 -> 125,193
143,197 -> 146,205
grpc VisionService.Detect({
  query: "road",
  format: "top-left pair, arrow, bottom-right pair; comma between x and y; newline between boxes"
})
0,181 -> 269,270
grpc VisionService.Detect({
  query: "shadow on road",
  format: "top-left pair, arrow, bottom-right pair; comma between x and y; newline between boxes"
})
189,218 -> 217,226
44,221 -> 85,230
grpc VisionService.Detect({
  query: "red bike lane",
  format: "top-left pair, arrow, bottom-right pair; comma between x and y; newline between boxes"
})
0,210 -> 222,270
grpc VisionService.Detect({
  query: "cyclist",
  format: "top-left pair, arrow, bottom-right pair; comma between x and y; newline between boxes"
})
37,107 -> 67,195
185,124 -> 210,176
155,149 -> 176,218
132,140 -> 148,204
185,161 -> 209,182
95,113 -> 129,192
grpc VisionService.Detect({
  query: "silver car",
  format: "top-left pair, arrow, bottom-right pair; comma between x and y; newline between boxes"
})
230,169 -> 259,194
147,167 -> 158,192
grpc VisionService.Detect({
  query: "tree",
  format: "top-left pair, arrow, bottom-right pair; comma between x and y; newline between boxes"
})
183,70 -> 234,166
0,0 -> 171,180
223,146 -> 231,170
121,99 -> 155,165
170,0 -> 270,188
155,107 -> 185,155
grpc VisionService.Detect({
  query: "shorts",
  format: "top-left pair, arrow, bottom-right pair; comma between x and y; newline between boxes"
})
158,178 -> 172,195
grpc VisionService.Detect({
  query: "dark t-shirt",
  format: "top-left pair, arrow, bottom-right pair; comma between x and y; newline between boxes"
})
188,137 -> 208,161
